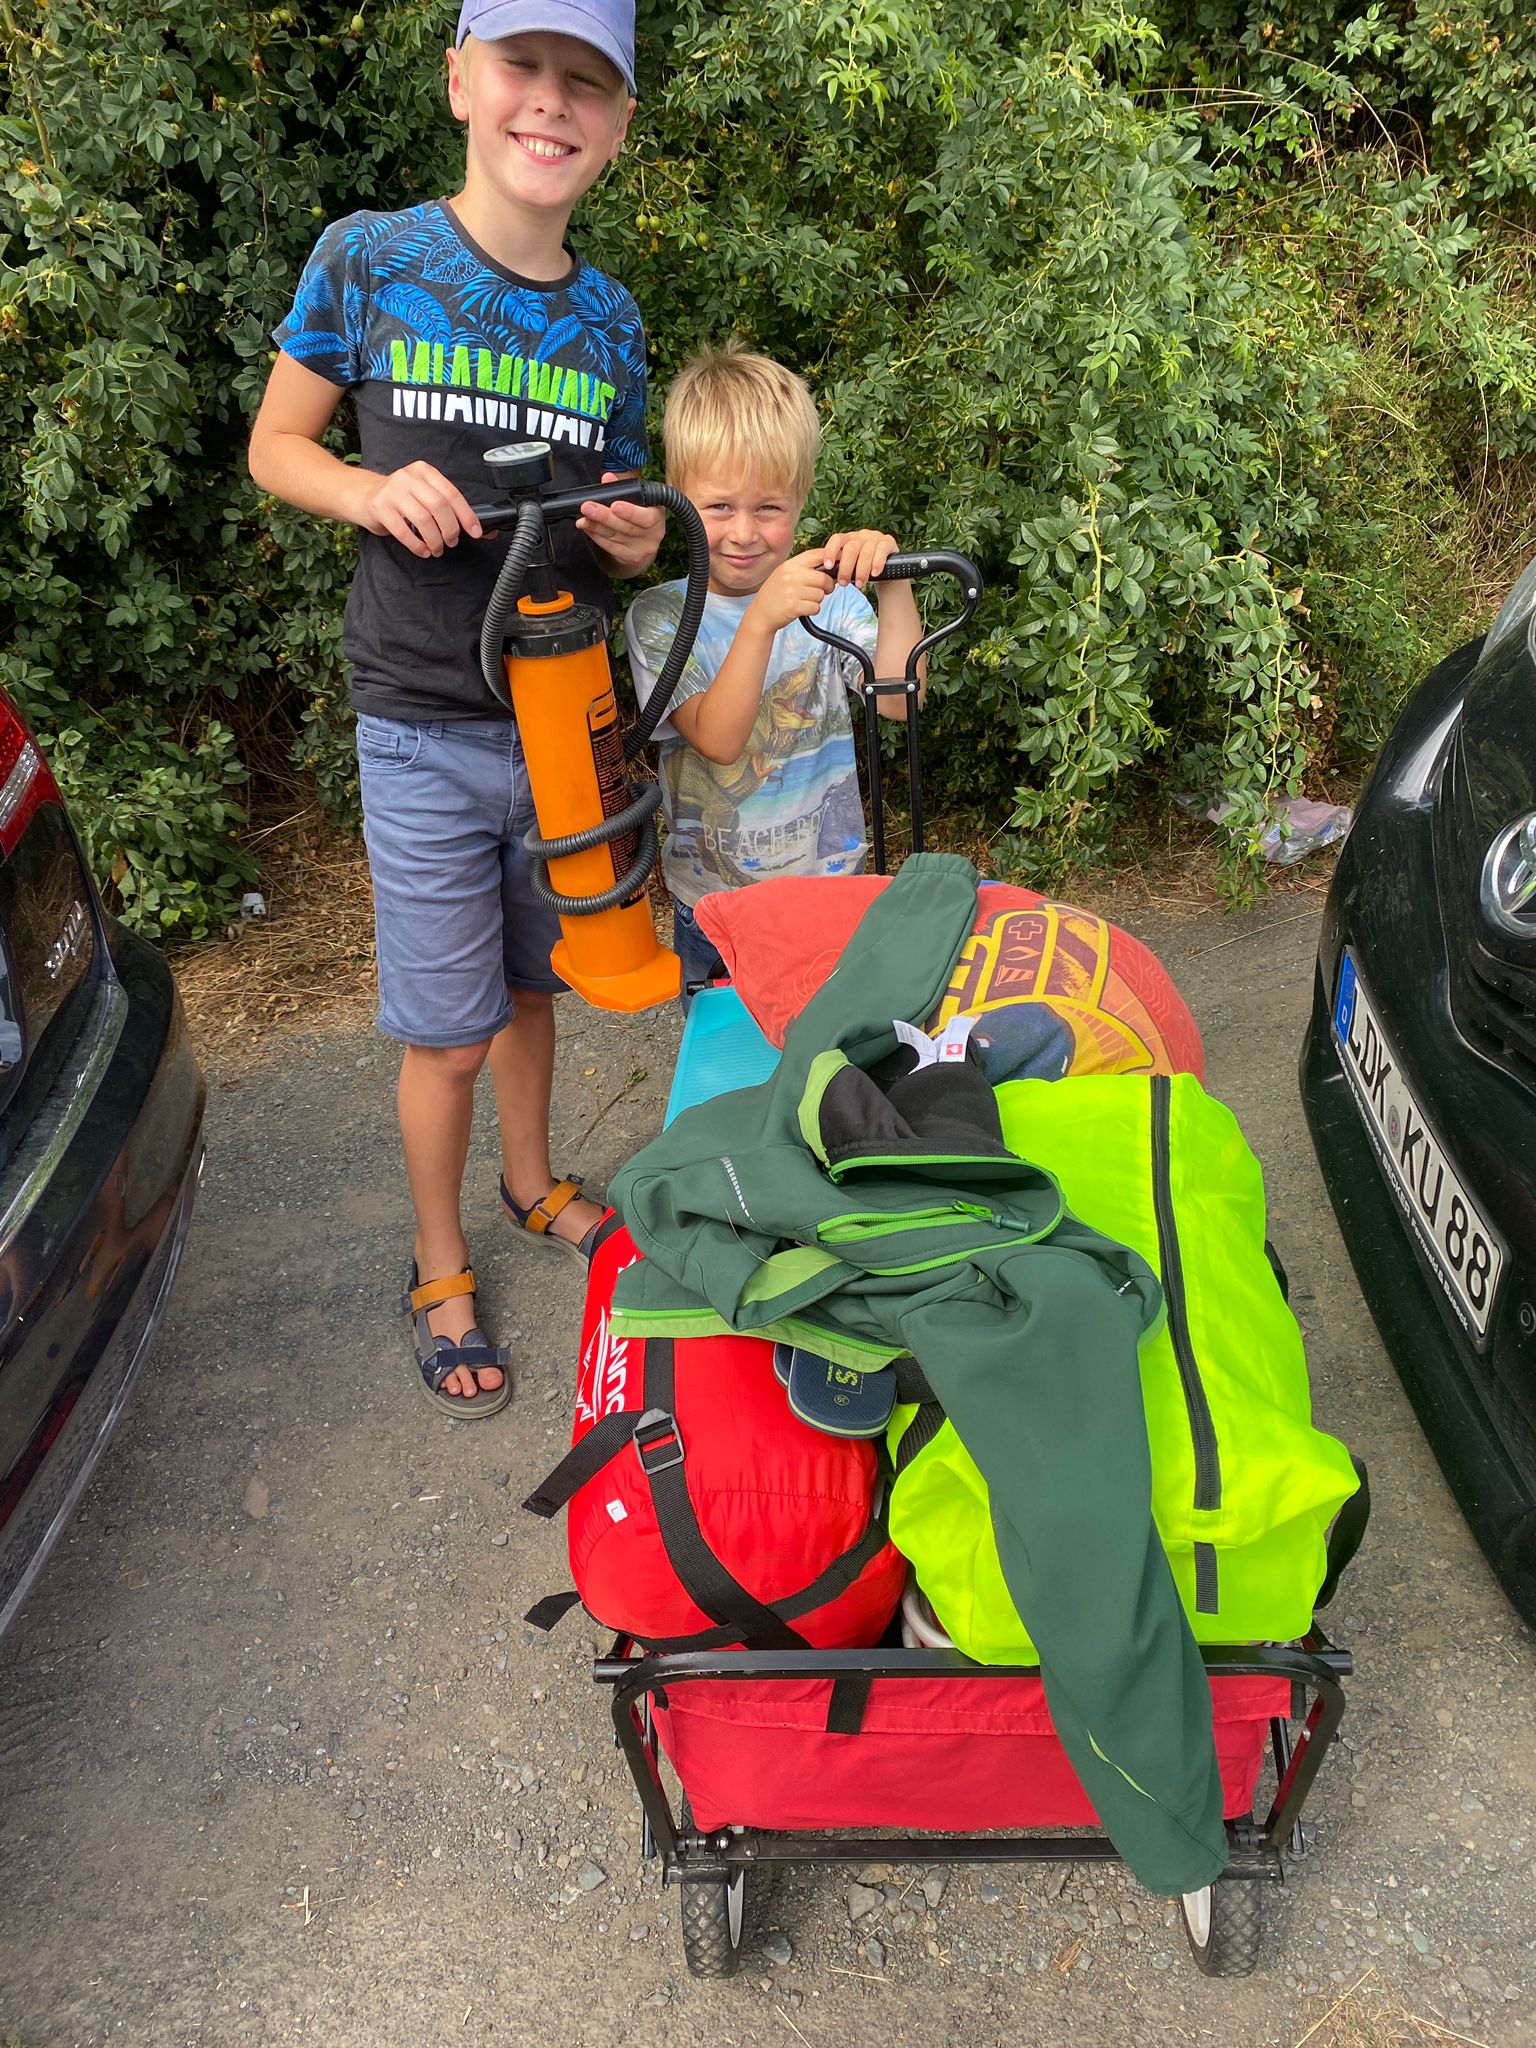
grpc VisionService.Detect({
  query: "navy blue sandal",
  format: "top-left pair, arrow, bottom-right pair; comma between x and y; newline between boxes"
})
499,1174 -> 601,1267
403,1265 -> 512,1419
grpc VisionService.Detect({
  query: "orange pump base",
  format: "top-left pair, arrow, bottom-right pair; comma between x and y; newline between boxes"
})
502,595 -> 680,1015
553,935 -> 680,1012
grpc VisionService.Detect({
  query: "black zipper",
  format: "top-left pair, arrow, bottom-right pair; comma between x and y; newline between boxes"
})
1151,1074 -> 1221,1514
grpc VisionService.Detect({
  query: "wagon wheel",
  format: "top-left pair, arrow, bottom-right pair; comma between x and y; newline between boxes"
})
1180,1879 -> 1263,1977
677,1797 -> 747,1980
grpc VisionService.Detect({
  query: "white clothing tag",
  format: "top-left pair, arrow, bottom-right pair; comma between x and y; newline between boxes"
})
933,1013 -> 979,1064
893,1018 -> 938,1066
606,1499 -> 628,1524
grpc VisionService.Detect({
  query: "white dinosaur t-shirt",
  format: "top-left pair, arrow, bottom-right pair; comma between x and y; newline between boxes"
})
626,579 -> 878,907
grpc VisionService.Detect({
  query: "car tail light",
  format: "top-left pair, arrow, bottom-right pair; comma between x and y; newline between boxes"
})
0,689 -> 61,859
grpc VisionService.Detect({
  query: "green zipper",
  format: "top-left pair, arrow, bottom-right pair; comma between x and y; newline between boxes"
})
818,1202 -> 998,1243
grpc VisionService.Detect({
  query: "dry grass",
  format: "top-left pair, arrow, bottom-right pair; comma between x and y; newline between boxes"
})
1460,451 -> 1536,641
920,792 -> 1340,929
1291,1969 -> 1501,2048
170,805 -> 377,1076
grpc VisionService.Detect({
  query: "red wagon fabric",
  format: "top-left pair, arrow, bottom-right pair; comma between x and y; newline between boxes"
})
653,1672 -> 1290,1835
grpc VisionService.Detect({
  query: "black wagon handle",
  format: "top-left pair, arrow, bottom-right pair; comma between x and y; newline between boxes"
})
800,549 -> 984,872
801,549 -> 984,685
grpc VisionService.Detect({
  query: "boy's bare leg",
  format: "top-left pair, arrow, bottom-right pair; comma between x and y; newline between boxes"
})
398,1040 -> 504,1400
488,989 -> 605,1247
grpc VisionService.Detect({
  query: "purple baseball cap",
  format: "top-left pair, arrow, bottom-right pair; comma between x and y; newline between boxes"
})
454,0 -> 636,93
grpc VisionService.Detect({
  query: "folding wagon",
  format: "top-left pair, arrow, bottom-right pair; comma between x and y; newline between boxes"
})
578,555 -> 1358,1981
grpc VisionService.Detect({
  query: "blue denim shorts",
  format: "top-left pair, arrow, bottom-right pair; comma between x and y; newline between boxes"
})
357,714 -> 565,1048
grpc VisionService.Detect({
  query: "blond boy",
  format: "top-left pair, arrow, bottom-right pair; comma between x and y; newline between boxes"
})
625,344 -> 926,999
248,1 -> 662,1415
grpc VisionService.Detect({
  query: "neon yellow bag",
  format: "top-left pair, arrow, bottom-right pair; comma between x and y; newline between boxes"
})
888,1072 -> 1362,1658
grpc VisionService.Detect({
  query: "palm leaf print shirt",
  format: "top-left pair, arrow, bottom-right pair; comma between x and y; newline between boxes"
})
275,202 -> 648,720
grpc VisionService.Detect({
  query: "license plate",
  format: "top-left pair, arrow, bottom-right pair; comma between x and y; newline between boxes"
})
1333,949 -> 1503,1341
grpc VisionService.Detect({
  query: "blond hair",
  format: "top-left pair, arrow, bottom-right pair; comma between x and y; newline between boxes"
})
663,342 -> 821,505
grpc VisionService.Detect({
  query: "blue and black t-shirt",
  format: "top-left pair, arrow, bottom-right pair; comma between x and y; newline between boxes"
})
274,201 -> 648,720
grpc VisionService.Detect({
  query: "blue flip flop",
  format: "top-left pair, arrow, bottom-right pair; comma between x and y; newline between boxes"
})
774,1342 -> 897,1438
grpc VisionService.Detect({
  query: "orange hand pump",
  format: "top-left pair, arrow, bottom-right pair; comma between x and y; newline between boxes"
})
475,443 -> 709,1013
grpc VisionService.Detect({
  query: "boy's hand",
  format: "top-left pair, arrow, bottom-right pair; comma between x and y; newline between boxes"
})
357,462 -> 483,557
577,472 -> 665,577
821,529 -> 899,589
748,547 -> 837,634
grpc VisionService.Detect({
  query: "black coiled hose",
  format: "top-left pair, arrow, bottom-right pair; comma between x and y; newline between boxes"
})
478,482 -> 713,916
480,495 -> 547,708
525,794 -> 661,915
618,482 -> 711,761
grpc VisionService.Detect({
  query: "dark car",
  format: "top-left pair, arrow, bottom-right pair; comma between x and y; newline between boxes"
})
1301,560 -> 1536,1626
0,685 -> 204,1640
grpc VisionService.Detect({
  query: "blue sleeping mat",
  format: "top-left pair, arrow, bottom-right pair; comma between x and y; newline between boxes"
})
663,985 -> 780,1125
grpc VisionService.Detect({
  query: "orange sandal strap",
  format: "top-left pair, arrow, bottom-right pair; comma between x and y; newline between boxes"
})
408,1268 -> 478,1313
523,1176 -> 584,1236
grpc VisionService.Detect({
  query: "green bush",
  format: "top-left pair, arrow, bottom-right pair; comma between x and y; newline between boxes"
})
598,0 -> 1532,876
44,706 -> 252,932
0,0 -> 459,935
1143,0 -> 1536,213
3,0 -> 1532,925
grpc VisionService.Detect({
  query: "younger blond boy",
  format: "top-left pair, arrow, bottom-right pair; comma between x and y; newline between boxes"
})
625,344 -> 926,998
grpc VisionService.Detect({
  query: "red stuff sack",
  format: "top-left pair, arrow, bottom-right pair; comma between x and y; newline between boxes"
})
524,1215 -> 906,1651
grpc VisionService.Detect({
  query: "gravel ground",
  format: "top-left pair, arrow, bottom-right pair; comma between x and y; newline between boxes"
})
2,889 -> 1534,2048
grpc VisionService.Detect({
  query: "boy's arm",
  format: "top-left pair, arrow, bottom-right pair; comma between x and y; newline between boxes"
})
822,529 -> 928,723
871,579 -> 926,722
666,612 -> 776,763
247,353 -> 484,558
583,316 -> 660,579
670,549 -> 836,765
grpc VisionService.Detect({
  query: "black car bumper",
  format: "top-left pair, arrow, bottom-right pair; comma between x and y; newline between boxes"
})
0,924 -> 205,1637
1300,640 -> 1536,1622
1302,973 -> 1536,1616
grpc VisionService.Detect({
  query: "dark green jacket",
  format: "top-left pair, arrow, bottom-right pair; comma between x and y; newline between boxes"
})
610,854 -> 1227,1893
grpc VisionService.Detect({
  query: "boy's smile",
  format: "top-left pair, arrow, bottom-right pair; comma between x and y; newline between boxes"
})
449,30 -> 633,226
681,473 -> 803,598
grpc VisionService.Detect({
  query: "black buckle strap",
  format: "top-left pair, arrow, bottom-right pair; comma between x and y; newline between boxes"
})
591,1209 -> 629,1256
525,1590 -> 583,1632
522,1407 -> 639,1519
632,1364 -> 809,1653
624,1513 -> 893,1653
891,1354 -> 936,1405
893,1398 -> 947,1474
524,1334 -> 879,1654
825,1673 -> 874,1735
634,1407 -> 685,1475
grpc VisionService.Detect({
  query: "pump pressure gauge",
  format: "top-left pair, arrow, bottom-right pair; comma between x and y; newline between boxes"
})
484,442 -> 556,492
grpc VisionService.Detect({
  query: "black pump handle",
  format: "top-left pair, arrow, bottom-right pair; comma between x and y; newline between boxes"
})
474,450 -> 712,762
470,476 -> 650,534
875,547 -> 981,589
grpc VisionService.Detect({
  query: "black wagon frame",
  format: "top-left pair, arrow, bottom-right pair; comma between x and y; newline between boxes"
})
593,1629 -> 1352,1979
